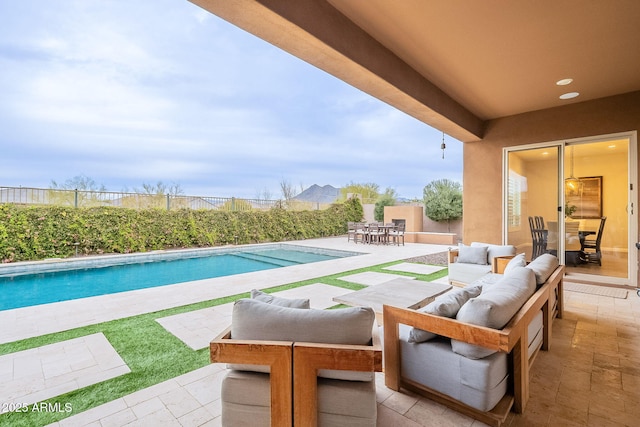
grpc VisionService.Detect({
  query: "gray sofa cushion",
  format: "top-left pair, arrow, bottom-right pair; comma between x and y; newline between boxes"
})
503,253 -> 526,275
525,253 -> 559,285
448,262 -> 493,285
221,370 -> 271,426
400,325 -> 508,412
232,298 -> 374,344
528,310 -> 544,360
250,289 -> 310,308
457,244 -> 488,265
452,267 -> 536,359
471,242 -> 517,264
409,285 -> 482,343
221,370 -> 377,427
230,298 -> 375,380
317,378 -> 377,426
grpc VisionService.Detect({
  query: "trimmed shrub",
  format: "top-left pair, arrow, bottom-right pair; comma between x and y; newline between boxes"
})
0,198 -> 363,263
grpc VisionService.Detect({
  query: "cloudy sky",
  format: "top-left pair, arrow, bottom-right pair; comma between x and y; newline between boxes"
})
0,0 -> 462,200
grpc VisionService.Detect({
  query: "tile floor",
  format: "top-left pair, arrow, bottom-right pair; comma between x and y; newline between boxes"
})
1,237 -> 639,426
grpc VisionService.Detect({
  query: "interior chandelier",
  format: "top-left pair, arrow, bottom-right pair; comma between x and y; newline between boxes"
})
565,145 -> 582,197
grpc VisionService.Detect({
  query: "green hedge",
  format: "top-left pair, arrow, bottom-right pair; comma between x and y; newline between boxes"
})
0,198 -> 363,263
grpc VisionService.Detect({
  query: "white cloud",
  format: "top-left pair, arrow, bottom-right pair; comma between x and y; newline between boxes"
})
0,0 -> 462,200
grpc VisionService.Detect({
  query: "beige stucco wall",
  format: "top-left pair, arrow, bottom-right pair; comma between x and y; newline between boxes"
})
463,90 -> 640,255
383,206 -> 423,232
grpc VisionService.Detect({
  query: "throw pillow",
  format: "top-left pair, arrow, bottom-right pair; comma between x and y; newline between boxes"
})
250,289 -> 310,309
503,253 -> 526,276
471,242 -> 517,264
526,253 -> 559,285
452,267 -> 536,359
457,244 -> 488,265
408,285 -> 482,343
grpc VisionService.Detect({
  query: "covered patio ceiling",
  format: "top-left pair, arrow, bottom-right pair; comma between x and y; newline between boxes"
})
190,0 -> 640,143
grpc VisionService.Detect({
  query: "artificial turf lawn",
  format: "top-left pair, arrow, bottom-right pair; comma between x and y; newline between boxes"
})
0,260 -> 447,426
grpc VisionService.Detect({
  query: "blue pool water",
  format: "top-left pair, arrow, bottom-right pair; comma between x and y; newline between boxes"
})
0,246 -> 356,311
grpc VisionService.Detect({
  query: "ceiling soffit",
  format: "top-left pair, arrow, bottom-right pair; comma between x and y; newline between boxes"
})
191,0 -> 640,142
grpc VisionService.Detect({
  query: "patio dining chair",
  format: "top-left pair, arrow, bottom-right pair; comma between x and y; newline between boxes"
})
354,222 -> 367,243
366,223 -> 386,245
347,221 -> 357,242
528,216 -> 547,260
388,222 -> 405,246
582,216 -> 606,265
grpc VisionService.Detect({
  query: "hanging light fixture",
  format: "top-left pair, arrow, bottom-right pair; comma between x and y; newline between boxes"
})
440,132 -> 446,159
565,145 -> 582,197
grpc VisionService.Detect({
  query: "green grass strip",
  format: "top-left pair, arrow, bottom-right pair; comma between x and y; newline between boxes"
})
0,260 -> 447,426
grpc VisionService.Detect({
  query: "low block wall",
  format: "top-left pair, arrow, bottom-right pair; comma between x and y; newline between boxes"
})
405,232 -> 457,245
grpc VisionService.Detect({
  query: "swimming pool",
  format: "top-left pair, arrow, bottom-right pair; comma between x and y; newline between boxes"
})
0,244 -> 359,311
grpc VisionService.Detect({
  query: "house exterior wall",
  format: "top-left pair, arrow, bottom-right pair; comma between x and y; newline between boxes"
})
463,91 -> 640,249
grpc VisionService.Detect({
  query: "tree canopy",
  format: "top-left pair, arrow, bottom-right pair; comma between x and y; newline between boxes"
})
50,175 -> 106,192
423,179 -> 462,230
374,188 -> 397,221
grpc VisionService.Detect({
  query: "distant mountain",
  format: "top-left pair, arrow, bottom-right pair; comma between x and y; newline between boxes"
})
292,184 -> 341,203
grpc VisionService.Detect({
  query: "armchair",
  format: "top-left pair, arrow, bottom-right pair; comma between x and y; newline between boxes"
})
210,298 -> 381,426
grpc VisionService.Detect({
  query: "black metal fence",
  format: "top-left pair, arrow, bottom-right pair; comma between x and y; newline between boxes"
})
0,186 -> 331,211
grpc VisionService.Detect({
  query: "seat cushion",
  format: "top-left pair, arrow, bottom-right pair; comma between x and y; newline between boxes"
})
221,370 -> 270,427
318,377 -> 377,427
399,325 -> 508,412
528,310 -> 544,360
448,262 -> 493,285
221,369 -> 377,427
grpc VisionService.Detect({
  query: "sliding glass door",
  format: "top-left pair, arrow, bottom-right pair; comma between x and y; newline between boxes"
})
505,145 -> 561,263
564,138 -> 632,284
505,134 -> 637,288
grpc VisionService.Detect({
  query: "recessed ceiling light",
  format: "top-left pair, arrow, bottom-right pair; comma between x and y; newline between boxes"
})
556,78 -> 573,86
559,92 -> 579,100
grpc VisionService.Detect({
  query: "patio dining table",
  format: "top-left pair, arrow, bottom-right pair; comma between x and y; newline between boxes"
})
363,223 -> 396,244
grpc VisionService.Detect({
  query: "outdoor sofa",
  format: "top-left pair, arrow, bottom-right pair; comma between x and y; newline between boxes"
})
384,253 -> 564,427
447,242 -> 517,286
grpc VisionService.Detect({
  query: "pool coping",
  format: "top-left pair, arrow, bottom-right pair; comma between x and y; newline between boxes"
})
0,238 -> 449,344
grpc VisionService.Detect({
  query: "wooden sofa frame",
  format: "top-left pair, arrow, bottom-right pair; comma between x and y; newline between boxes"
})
383,260 -> 564,427
210,325 -> 382,426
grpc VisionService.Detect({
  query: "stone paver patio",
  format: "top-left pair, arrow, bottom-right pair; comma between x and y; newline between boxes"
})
337,271 -> 413,286
0,333 -> 130,414
383,262 -> 446,275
